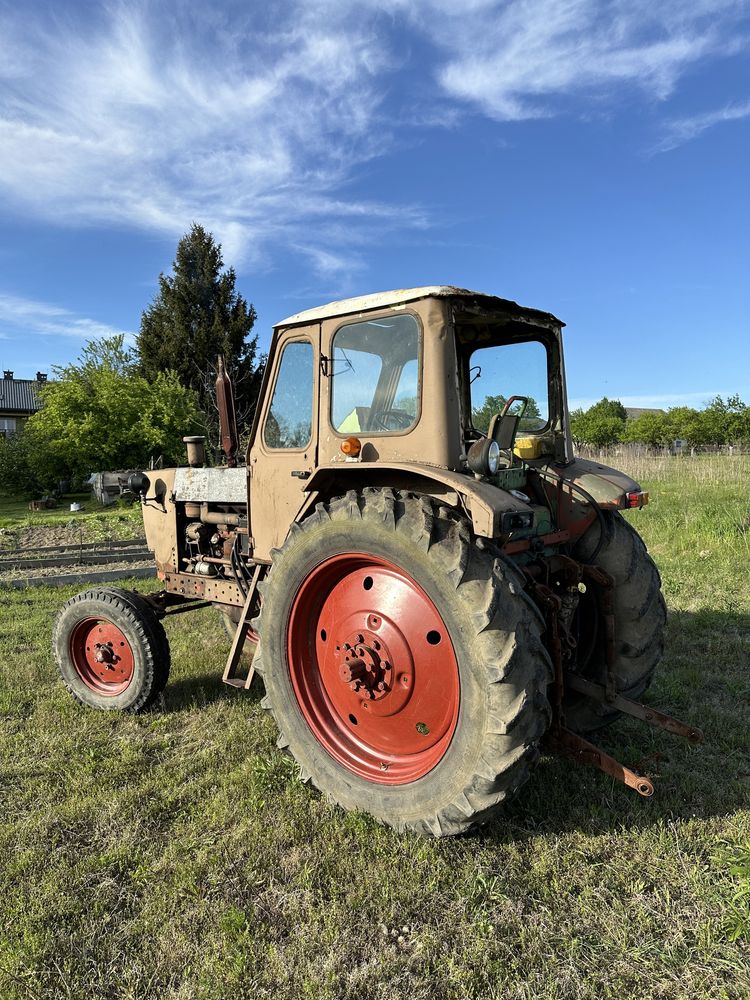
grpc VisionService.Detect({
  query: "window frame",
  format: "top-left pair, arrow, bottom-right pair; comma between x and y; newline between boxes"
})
262,335 -> 316,452
327,310 -> 424,439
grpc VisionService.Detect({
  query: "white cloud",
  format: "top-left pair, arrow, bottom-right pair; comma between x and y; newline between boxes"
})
417,0 -> 749,120
0,1 -> 747,275
0,3 -> 406,277
0,293 -> 129,341
651,98 -> 750,152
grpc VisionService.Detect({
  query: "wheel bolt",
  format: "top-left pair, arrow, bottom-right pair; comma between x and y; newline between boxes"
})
400,675 -> 409,687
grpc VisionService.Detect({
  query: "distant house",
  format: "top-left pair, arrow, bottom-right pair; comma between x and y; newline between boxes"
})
624,407 -> 665,421
0,370 -> 47,437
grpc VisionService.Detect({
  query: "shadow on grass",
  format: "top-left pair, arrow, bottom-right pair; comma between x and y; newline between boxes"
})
157,608 -> 749,837
163,657 -> 266,710
480,608 -> 750,841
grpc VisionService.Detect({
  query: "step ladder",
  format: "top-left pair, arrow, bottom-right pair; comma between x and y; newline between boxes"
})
222,564 -> 263,690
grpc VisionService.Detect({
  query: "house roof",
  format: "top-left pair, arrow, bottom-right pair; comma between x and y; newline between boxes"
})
275,285 -> 563,329
0,378 -> 42,415
625,407 -> 665,421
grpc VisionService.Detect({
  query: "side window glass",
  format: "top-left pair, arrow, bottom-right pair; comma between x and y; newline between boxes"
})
264,340 -> 314,449
330,314 -> 420,434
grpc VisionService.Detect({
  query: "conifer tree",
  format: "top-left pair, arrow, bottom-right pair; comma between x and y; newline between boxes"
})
137,224 -> 264,430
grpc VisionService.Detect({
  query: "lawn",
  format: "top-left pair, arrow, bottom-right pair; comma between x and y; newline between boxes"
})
0,456 -> 748,998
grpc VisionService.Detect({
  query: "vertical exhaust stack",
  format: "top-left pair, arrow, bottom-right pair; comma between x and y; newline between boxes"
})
216,355 -> 239,468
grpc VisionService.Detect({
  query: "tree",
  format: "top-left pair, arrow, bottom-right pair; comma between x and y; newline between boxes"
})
570,397 -> 626,449
26,335 -> 202,482
472,394 -> 541,434
623,411 -> 672,449
137,224 -> 264,435
703,394 -> 750,445
0,429 -> 46,495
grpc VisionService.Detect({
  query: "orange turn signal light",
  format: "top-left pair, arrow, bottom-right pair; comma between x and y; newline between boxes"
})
341,436 -> 362,457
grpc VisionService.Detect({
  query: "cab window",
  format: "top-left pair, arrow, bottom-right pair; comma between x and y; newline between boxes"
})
264,340 -> 314,449
330,314 -> 420,434
469,339 -> 549,434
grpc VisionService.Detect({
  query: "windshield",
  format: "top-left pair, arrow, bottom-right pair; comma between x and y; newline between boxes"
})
469,339 -> 549,434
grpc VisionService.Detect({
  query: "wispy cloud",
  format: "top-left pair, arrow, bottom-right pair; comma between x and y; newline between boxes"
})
0,293 -> 129,341
0,1 -> 747,275
651,98 -> 750,152
415,0 -> 749,120
0,3 -> 414,278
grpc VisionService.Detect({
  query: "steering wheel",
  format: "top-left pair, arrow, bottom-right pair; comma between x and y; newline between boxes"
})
370,408 -> 413,432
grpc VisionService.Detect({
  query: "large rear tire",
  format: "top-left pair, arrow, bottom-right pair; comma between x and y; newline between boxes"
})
565,511 -> 666,732
252,489 -> 552,837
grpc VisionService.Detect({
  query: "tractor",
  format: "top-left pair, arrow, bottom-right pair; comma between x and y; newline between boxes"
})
53,286 -> 701,836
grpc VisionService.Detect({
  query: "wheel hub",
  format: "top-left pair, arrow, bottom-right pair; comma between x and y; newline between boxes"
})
69,618 -> 135,695
287,553 -> 460,784
337,631 -> 401,702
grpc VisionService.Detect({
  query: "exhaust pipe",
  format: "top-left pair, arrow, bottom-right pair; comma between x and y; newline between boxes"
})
216,355 -> 239,468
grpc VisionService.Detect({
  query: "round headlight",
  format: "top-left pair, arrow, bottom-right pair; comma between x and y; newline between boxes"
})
467,437 -> 500,477
487,440 -> 500,475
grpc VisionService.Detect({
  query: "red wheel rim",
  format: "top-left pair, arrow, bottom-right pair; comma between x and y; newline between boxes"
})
287,554 -> 460,784
69,617 -> 135,696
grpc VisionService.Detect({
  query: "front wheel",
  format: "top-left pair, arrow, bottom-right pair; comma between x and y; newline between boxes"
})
53,588 -> 170,712
253,489 -> 552,837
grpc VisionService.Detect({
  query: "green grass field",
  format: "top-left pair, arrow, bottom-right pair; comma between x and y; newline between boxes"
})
1,456 -> 748,999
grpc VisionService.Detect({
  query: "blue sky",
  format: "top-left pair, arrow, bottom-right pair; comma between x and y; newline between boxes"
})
0,0 -> 748,410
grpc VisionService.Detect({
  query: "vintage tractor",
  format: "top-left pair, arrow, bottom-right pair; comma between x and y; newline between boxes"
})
53,287 -> 701,836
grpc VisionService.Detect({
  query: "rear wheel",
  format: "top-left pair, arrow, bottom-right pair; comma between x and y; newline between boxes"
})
53,588 -> 170,712
253,489 -> 552,837
565,511 -> 666,732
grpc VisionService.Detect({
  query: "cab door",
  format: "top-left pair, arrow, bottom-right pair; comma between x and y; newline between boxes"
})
248,324 -> 320,560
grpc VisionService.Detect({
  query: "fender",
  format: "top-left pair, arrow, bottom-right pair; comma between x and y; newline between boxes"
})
297,461 -> 532,539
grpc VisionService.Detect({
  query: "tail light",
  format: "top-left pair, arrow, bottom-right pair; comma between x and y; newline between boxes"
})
623,490 -> 649,509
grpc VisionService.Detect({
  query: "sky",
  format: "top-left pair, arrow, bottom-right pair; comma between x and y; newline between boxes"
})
0,0 -> 748,411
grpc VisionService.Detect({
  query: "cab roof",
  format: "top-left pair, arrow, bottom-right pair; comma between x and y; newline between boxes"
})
274,285 -> 563,330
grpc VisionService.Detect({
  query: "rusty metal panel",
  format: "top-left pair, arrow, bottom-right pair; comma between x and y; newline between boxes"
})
173,466 -> 247,504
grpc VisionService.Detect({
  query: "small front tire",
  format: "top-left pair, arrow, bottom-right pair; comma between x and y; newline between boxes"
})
53,588 -> 170,712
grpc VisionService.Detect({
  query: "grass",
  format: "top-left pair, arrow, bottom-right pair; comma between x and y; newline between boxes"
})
0,455 -> 748,998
